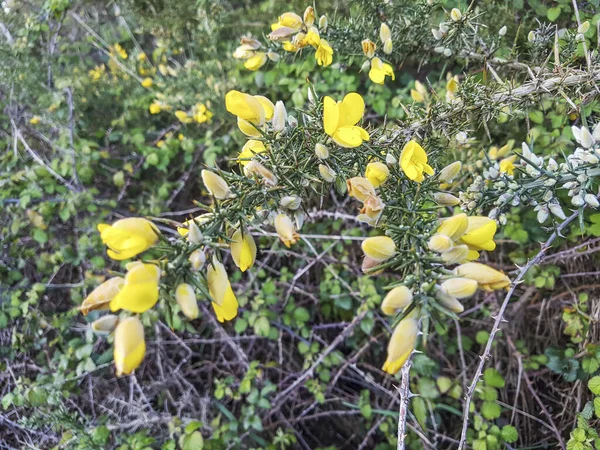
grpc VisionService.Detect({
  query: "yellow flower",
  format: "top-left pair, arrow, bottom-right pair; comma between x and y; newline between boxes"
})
369,57 -> 395,85
271,12 -> 303,32
440,278 -> 478,299
113,43 -> 128,59
225,90 -> 266,125
346,177 -> 376,202
303,6 -> 315,27
201,169 -> 232,199
244,161 -> 278,186
97,218 -> 159,260
441,244 -> 469,265
323,93 -> 369,148
358,195 -> 385,225
362,39 -> 376,58
428,234 -> 454,253
437,213 -> 468,241
365,162 -> 389,188
380,23 -> 392,43
446,75 -> 459,102
436,292 -> 465,313
110,262 -> 161,313
193,103 -> 213,123
29,116 -> 40,125
315,39 -> 333,67
362,236 -> 396,262
244,52 -> 268,71
230,228 -> 257,272
383,317 -> 419,375
114,316 -> 145,377
237,117 -> 264,137
141,78 -> 153,88
238,140 -> 267,166
302,27 -> 321,48
176,283 -> 199,319
454,262 -> 510,292
499,155 -> 517,176
457,216 -> 497,255
175,110 -> 193,123
80,277 -> 125,315
410,88 -> 425,103
149,101 -> 162,114
274,213 -> 299,248
189,249 -> 206,271
400,140 -> 434,182
381,286 -> 413,316
207,257 -> 239,322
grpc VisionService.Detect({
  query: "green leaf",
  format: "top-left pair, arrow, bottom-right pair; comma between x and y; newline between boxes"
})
484,368 -> 505,388
473,439 -> 487,450
234,318 -> 248,334
436,376 -> 452,394
293,307 -> 310,323
412,396 -> 427,428
33,229 -> 48,244
2,393 -> 14,410
501,425 -> 518,443
476,330 -> 489,345
184,421 -> 202,434
528,110 -> 544,124
595,397 -> 600,418
547,6 -> 561,21
582,357 -> 599,374
588,376 -> 600,395
179,431 -> 203,450
481,401 -> 502,419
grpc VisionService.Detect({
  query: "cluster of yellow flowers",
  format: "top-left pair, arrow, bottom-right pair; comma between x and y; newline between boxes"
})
233,7 -> 333,71
361,23 -> 395,85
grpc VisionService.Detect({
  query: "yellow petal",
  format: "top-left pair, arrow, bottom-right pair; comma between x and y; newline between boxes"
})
80,277 -> 125,315
339,93 -> 365,126
230,228 -> 257,272
114,317 -> 145,377
253,95 -> 275,121
323,96 -> 339,137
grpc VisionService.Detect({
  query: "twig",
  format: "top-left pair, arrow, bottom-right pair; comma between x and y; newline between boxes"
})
457,210 -> 579,449
397,358 -> 412,450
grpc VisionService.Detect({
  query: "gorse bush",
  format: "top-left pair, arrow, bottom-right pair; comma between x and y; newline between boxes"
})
2,0 -> 600,448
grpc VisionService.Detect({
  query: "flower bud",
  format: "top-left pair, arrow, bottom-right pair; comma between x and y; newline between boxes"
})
578,21 -> 590,34
439,22 -> 449,33
383,38 -> 393,54
439,162 -> 462,183
432,28 -> 443,40
442,245 -> 469,265
187,221 -> 203,244
585,194 -> 599,208
318,15 -> 328,31
201,169 -> 232,199
440,277 -> 478,299
362,236 -> 396,262
113,316 -> 145,376
303,6 -> 315,27
433,193 -> 460,206
381,286 -> 413,315
288,115 -> 298,128
548,203 -> 566,220
537,206 -> 549,224
189,249 -> 206,271
498,26 -> 507,36
436,292 -> 465,313
450,8 -> 462,21
386,152 -> 397,165
315,143 -> 329,159
91,315 -> 119,334
272,100 -> 287,132
347,177 -> 376,202
230,228 -> 257,272
176,283 -> 199,319
455,262 -> 510,291
428,233 -> 454,253
443,48 -> 452,57
319,164 -> 336,182
382,318 -> 419,374
267,50 -> 280,62
244,161 -> 278,186
380,23 -> 391,43
80,277 -> 125,315
527,31 -> 536,42
365,162 -> 390,188
361,39 -> 376,58
274,213 -> 299,248
280,195 -> 302,210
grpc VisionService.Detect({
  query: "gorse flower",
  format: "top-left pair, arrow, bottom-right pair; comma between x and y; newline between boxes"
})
207,257 -> 239,322
201,169 -> 233,199
80,277 -> 124,315
369,57 -> 395,85
225,90 -> 275,136
365,162 -> 389,188
381,286 -> 413,316
238,140 -> 267,166
114,316 -> 145,377
110,262 -> 161,313
274,213 -> 299,248
361,236 -> 396,262
315,39 -> 334,67
244,52 -> 268,71
230,228 -> 257,272
347,177 -> 376,202
383,317 -> 419,375
97,218 -> 159,261
176,283 -> 199,320
323,93 -> 370,148
400,140 -> 434,182
455,262 -> 510,291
